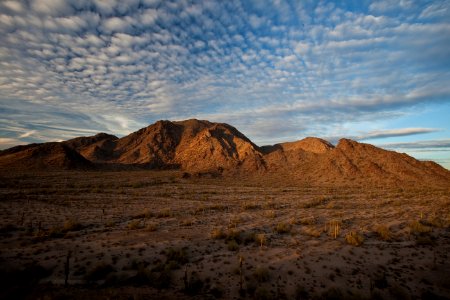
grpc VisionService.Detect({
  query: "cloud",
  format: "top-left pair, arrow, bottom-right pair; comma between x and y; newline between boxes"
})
30,0 -> 74,16
380,139 -> 450,150
369,0 -> 413,13
1,1 -> 25,14
359,128 -> 440,140
19,130 -> 37,138
0,0 -> 449,160
0,138 -> 25,149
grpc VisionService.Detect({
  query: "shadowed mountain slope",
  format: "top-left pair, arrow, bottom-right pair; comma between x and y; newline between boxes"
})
0,142 -> 92,170
0,119 -> 449,186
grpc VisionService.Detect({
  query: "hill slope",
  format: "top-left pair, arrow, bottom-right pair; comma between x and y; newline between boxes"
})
0,142 -> 92,170
263,138 -> 450,185
0,119 -> 449,186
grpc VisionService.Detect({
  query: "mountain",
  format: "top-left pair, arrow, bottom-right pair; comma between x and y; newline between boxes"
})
263,138 -> 450,185
0,142 -> 92,170
0,119 -> 449,186
63,133 -> 118,163
74,119 -> 265,172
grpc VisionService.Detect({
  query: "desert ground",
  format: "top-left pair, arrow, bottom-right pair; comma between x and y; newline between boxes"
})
0,170 -> 449,299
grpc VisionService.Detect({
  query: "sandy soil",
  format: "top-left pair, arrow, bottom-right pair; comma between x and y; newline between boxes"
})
0,171 -> 449,299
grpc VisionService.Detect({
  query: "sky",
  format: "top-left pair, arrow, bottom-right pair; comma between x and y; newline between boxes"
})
0,0 -> 449,168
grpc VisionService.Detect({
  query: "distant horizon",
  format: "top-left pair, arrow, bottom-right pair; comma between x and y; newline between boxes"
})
1,0 -> 449,169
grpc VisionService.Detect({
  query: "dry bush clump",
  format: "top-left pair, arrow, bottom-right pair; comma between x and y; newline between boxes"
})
255,233 -> 266,248
327,220 -> 341,239
345,231 -> 364,246
127,219 -> 143,230
374,225 -> 392,241
62,219 -> 82,232
409,221 -> 432,234
211,228 -> 226,239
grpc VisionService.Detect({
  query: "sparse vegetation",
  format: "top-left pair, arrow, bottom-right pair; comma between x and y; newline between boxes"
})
374,225 -> 392,241
1,170 -> 449,299
255,233 -> 266,248
62,219 -> 82,232
345,231 -> 364,246
127,219 -> 143,230
211,228 -> 227,239
409,221 -> 432,234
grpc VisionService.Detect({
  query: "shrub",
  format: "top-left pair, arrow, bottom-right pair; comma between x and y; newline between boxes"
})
226,229 -> 242,243
255,233 -> 266,248
275,222 -> 291,234
409,221 -> 432,234
327,220 -> 341,238
62,219 -> 82,232
211,228 -> 226,239
374,225 -> 392,241
345,231 -> 364,246
127,219 -> 143,230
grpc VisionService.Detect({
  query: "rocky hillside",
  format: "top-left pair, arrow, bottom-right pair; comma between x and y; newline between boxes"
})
1,119 -> 449,186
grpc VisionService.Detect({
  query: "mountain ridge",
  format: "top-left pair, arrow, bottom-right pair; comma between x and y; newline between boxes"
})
1,119 -> 449,186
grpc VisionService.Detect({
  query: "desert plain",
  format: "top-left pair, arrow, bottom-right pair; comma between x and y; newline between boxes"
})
1,170 -> 449,300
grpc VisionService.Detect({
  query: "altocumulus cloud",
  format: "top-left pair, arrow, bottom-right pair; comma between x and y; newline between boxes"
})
0,0 -> 449,156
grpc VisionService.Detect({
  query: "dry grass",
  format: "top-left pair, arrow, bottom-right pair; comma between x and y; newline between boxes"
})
374,225 -> 392,241
345,231 -> 364,246
409,221 -> 432,234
